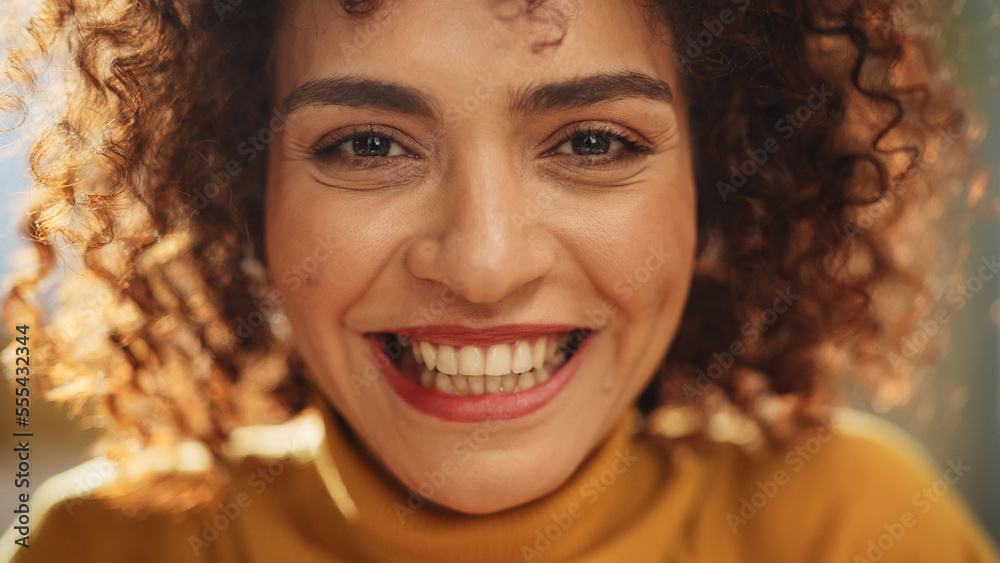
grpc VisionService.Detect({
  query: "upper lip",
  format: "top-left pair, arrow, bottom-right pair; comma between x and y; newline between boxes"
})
378,324 -> 582,347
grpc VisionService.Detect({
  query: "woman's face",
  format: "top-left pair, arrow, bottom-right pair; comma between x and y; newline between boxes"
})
266,0 -> 696,514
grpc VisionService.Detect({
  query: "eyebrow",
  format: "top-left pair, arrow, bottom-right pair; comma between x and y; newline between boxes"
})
281,70 -> 674,120
509,71 -> 674,117
283,77 -> 439,119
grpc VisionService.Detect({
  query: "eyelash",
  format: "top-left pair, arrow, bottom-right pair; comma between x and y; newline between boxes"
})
549,123 -> 650,165
307,123 -> 651,169
309,124 -> 412,168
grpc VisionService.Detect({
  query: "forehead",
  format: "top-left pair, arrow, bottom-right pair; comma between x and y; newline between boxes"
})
272,0 -> 678,107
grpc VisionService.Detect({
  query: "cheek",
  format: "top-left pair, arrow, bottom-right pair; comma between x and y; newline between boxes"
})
571,186 -> 696,316
264,189 -> 371,317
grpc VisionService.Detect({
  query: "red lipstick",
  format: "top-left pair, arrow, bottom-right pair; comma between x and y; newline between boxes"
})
369,331 -> 591,423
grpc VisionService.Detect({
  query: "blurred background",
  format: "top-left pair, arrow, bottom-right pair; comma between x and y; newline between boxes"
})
0,0 -> 998,546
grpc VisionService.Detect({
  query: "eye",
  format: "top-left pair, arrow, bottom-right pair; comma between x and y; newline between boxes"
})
560,132 -> 623,156
305,125 -> 424,189
341,134 -> 406,158
309,125 -> 411,162
548,124 -> 649,165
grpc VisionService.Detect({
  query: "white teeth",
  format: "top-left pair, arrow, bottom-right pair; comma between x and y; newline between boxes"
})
485,344 -> 512,376
435,371 -> 454,394
437,346 -> 458,375
512,341 -> 533,374
418,367 -> 551,395
420,342 -> 436,371
532,339 -> 546,371
535,366 -> 550,384
501,372 -> 518,393
458,346 -> 486,376
517,371 -> 537,391
452,373 -> 469,395
413,337 -> 567,377
468,375 -> 485,396
485,375 -> 502,393
406,332 -> 583,394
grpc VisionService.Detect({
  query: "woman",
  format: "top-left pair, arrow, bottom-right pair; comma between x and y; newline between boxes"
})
1,0 -> 997,561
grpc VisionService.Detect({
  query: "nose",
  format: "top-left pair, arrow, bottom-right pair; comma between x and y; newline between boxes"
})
405,143 -> 555,304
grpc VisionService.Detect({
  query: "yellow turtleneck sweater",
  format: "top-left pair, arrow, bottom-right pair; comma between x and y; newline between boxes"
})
4,399 -> 998,562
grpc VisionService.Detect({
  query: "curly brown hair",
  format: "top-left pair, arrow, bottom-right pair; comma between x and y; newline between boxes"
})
0,0 -> 986,509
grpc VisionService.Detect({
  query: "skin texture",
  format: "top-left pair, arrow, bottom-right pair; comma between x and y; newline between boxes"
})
266,0 -> 697,514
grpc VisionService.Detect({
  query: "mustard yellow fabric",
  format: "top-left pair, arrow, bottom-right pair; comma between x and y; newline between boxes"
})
5,401 -> 999,562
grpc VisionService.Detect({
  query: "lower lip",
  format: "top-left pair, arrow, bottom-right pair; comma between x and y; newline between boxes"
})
369,336 -> 590,423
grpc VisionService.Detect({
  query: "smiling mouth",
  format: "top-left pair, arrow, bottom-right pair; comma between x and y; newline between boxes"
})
381,329 -> 592,396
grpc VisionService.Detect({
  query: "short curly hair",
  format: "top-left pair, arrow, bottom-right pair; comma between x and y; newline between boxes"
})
0,0 -> 986,509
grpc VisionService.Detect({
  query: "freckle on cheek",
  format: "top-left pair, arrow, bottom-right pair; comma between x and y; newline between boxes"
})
305,275 -> 316,288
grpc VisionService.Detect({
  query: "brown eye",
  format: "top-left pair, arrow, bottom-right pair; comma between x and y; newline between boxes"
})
351,135 -> 394,157
570,133 -> 617,155
343,134 -> 405,158
310,127 -> 411,161
550,125 -> 647,160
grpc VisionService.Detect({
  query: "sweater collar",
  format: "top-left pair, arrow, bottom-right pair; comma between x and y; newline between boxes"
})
306,396 -> 663,562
